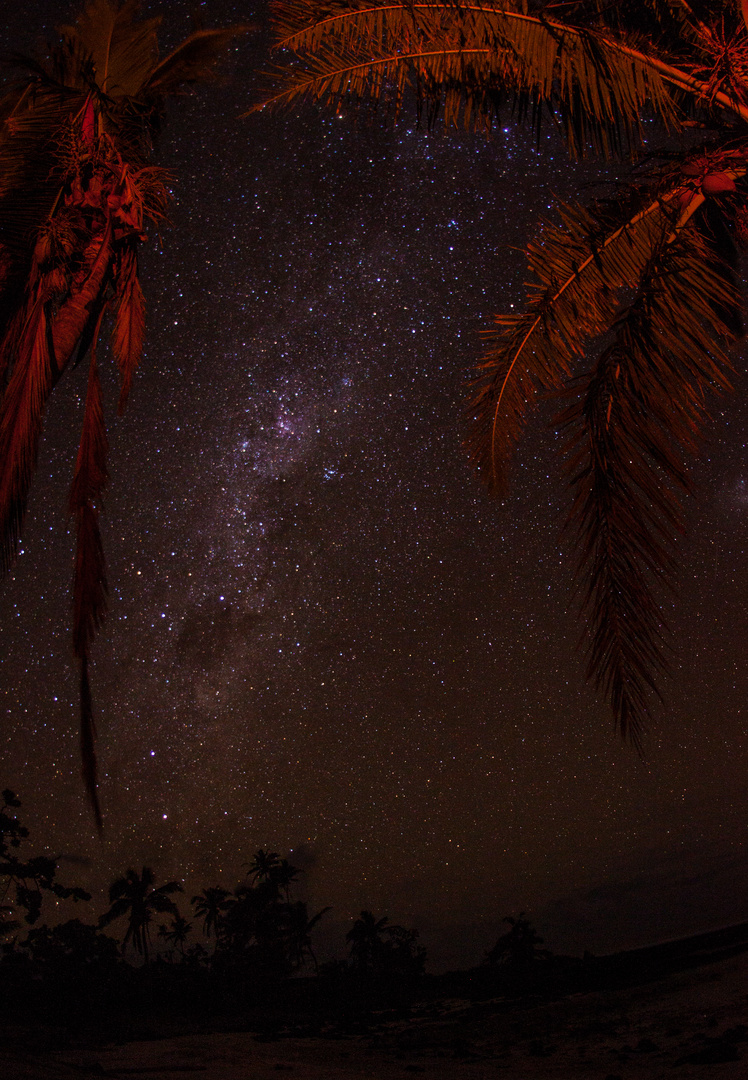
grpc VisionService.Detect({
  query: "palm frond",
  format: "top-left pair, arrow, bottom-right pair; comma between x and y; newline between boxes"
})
111,245 -> 144,413
0,301 -> 53,573
50,218 -> 113,374
0,87 -> 81,253
69,346 -> 108,834
562,228 -> 738,747
79,655 -> 102,834
258,1 -> 713,143
99,894 -> 130,923
59,0 -> 161,99
144,26 -> 252,97
69,350 -> 108,664
465,187 -> 674,495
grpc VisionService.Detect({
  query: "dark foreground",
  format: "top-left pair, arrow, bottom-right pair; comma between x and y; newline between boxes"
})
2,930 -> 748,1079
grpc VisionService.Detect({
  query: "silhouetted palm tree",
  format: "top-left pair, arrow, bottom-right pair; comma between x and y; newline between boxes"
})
272,858 -> 300,901
257,0 -> 748,748
283,901 -> 331,972
346,910 -> 390,974
0,788 -> 90,926
158,912 -> 192,959
191,885 -> 231,942
484,913 -> 546,971
99,866 -> 181,963
0,1 -> 247,827
245,849 -> 281,885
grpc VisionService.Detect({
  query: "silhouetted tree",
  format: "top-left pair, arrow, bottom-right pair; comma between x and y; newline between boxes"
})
99,866 -> 181,963
191,885 -> 231,942
384,924 -> 427,978
347,910 -> 390,974
23,918 -> 120,970
484,913 -> 547,972
0,789 -> 90,929
346,910 -> 425,978
245,849 -> 281,885
272,858 -> 300,902
158,913 -> 192,959
283,901 -> 331,972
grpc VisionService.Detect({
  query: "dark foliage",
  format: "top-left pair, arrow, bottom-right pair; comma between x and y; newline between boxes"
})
0,788 -> 90,929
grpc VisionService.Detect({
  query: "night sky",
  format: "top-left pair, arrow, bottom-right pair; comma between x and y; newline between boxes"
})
2,1 -> 748,971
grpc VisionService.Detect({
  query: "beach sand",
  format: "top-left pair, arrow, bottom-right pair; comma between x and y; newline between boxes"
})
3,948 -> 747,1078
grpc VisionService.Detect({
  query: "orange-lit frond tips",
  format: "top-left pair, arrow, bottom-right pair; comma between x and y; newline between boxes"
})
465,312 -> 557,499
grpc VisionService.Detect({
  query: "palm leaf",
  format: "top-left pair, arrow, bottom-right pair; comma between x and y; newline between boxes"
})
50,217 -> 113,374
0,86 -> 81,253
59,0 -> 161,99
144,26 -> 252,96
111,245 -> 144,413
69,350 -> 109,663
79,655 -> 102,834
69,346 -> 109,833
257,1 -> 748,140
562,228 -> 738,747
465,186 -> 674,495
0,300 -> 53,573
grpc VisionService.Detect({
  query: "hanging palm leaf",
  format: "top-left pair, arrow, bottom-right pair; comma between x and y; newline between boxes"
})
257,0 -> 748,748
0,1 -> 249,827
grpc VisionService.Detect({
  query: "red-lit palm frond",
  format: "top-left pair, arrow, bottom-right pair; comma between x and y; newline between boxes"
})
562,226 -> 738,749
70,346 -> 109,834
257,0 -> 748,748
0,0 -> 249,827
467,147 -> 745,741
256,1 -> 748,142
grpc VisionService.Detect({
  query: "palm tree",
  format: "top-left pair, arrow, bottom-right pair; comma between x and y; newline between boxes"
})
271,858 -> 301,901
346,909 -> 390,973
191,885 -> 231,942
484,913 -> 546,971
99,865 -> 182,963
244,848 -> 281,885
0,1 -> 247,828
283,900 -> 331,972
158,912 -> 192,959
257,0 -> 748,748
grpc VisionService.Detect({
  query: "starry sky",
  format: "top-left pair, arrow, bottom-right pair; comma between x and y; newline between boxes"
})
2,1 -> 748,971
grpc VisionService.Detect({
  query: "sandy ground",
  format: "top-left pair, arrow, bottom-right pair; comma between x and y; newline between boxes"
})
3,950 -> 748,1079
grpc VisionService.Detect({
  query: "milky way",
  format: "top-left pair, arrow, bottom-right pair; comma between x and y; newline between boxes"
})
3,1 -> 748,970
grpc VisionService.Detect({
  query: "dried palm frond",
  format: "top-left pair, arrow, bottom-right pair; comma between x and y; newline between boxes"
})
70,346 -> 108,833
111,245 -> 144,414
0,1 -> 249,826
0,301 -> 53,574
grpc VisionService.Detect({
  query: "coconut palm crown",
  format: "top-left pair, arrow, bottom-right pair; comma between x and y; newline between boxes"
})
0,1 -> 246,829
256,0 -> 748,750
99,864 -> 182,962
